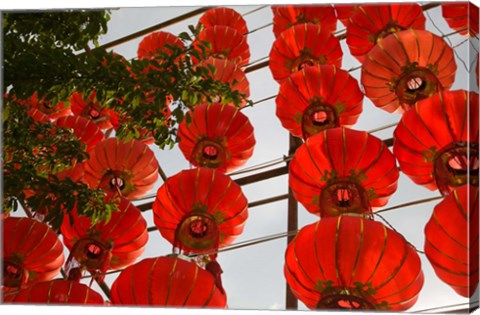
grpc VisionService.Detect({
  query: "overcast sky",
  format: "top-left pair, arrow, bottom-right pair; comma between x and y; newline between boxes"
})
2,1 -> 479,315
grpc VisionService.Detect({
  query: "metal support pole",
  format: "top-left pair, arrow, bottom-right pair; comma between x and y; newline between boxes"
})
285,135 -> 302,310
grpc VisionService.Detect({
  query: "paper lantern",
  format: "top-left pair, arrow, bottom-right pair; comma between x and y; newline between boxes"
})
69,90 -> 119,130
61,195 -> 148,278
192,25 -> 250,67
137,31 -> 185,60
269,23 -> 343,83
178,103 -> 255,172
198,7 -> 248,35
361,29 -> 457,113
442,2 -> 479,37
276,64 -> 363,139
271,5 -> 337,38
23,92 -> 70,122
55,115 -> 104,152
110,256 -> 227,307
393,90 -> 479,195
289,127 -> 399,217
197,57 -> 250,108
83,137 -> 159,200
424,185 -> 479,298
152,168 -> 248,254
346,3 -> 426,63
334,4 -> 358,26
285,215 -> 424,310
8,279 -> 105,305
2,217 -> 64,290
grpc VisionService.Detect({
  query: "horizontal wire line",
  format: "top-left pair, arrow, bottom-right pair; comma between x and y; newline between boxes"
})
408,302 -> 476,313
242,5 -> 270,17
374,196 -> 443,214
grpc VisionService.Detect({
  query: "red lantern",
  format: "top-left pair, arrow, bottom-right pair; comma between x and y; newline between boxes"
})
111,256 -> 227,307
271,5 -> 337,38
334,4 -> 358,26
361,29 -> 457,114
198,7 -> 248,36
346,4 -> 426,63
424,185 -> 479,298
61,195 -> 148,280
8,279 -> 105,305
2,217 -> 64,290
22,92 -> 71,122
393,90 -> 479,195
289,127 -> 399,217
192,26 -> 250,67
442,2 -> 479,37
55,115 -> 104,152
269,23 -> 343,83
69,90 -> 119,130
83,137 -> 159,199
137,31 -> 185,60
285,215 -> 424,311
276,64 -> 363,139
197,57 -> 250,108
178,103 -> 255,172
152,168 -> 248,254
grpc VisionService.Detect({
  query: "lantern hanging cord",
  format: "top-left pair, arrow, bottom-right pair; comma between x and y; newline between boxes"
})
373,212 -> 425,255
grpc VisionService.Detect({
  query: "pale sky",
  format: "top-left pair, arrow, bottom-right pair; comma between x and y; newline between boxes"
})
1,1 -> 479,315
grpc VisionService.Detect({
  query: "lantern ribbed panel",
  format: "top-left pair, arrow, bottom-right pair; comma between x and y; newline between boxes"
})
2,217 -> 64,288
441,2 -> 479,37
361,29 -> 457,114
289,127 -> 399,217
83,137 -> 159,199
276,64 -> 363,139
178,103 -> 255,172
198,7 -> 248,36
9,279 -> 105,305
197,57 -> 250,108
152,167 -> 248,253
69,91 -> 119,130
285,215 -> 424,311
192,25 -> 250,67
271,5 -> 337,38
61,195 -> 149,270
137,31 -> 185,60
346,4 -> 426,63
110,256 -> 227,307
334,4 -> 358,26
393,90 -> 479,193
269,23 -> 343,84
55,115 -> 105,152
424,185 -> 479,298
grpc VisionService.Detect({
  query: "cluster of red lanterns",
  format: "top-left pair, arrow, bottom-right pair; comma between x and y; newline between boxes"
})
2,3 -> 479,311
107,7 -> 255,308
267,3 -> 478,311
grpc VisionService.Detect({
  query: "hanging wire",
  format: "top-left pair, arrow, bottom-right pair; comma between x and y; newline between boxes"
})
367,122 -> 399,134
373,212 -> 425,255
242,5 -> 270,17
227,156 -> 289,176
245,22 -> 273,35
408,302 -> 476,313
375,196 -> 443,215
425,9 -> 471,73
